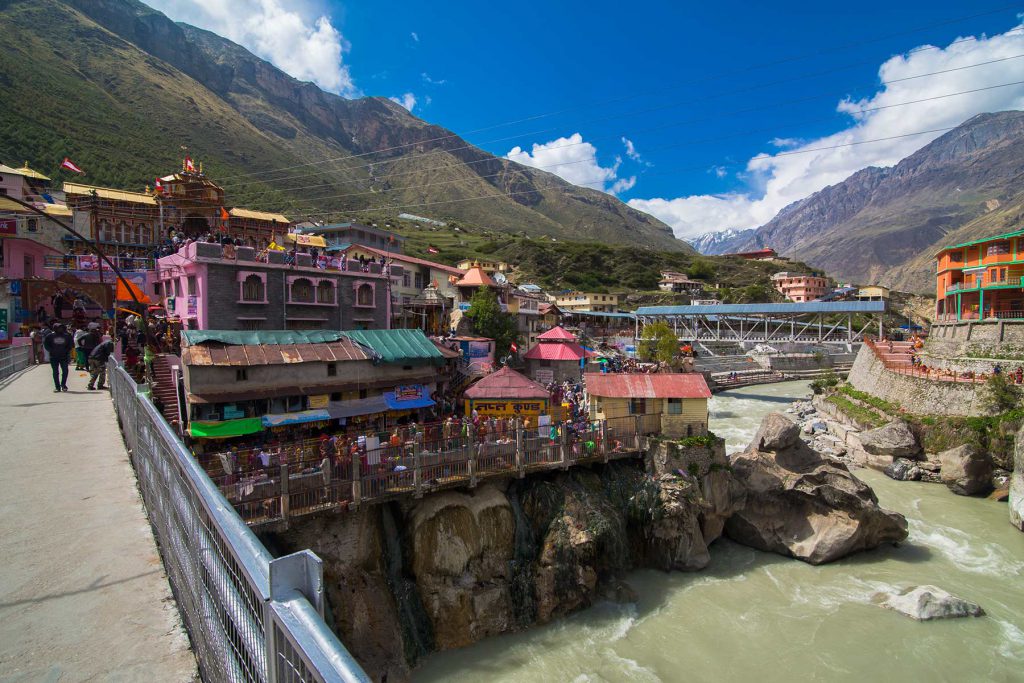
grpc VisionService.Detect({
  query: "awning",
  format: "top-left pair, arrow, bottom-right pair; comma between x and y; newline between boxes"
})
285,233 -> 327,247
188,417 -> 263,439
262,409 -> 331,427
326,395 -> 389,419
383,392 -> 436,410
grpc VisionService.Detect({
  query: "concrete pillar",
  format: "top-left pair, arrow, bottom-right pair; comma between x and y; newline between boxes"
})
956,292 -> 962,321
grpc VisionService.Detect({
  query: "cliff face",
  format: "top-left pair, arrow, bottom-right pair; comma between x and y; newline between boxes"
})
272,455 -> 739,682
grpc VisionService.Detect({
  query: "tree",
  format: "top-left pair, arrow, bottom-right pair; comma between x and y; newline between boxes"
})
464,287 -> 519,360
686,258 -> 716,281
982,373 -> 1022,414
639,321 -> 678,363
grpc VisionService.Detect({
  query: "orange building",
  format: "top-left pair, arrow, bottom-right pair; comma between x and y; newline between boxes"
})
935,229 -> 1024,321
770,272 -> 830,302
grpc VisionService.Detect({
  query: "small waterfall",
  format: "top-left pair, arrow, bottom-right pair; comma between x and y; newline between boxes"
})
507,483 -> 538,629
380,503 -> 434,666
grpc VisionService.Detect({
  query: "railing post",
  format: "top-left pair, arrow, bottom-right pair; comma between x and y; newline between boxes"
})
413,444 -> 422,498
468,434 -> 477,488
601,420 -> 609,462
351,453 -> 361,508
634,414 -> 642,450
560,428 -> 570,470
515,426 -> 525,478
279,464 -> 290,521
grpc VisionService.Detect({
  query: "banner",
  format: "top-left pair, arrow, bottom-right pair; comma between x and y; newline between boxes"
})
0,219 -> 15,237
467,341 -> 491,358
394,385 -> 423,401
187,295 -> 197,316
466,399 -> 547,418
307,394 -> 329,409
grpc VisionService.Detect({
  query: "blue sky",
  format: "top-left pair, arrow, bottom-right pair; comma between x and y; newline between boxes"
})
148,0 -> 1024,238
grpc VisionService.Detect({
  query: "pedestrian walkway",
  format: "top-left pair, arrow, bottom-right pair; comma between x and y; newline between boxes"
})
0,366 -> 197,681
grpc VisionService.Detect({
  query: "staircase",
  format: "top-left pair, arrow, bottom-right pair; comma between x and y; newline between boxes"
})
151,354 -> 183,431
875,341 -> 915,368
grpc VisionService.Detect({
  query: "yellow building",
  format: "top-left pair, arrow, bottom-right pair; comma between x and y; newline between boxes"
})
856,285 -> 890,301
554,291 -> 619,313
585,372 -> 711,438
456,259 -> 510,276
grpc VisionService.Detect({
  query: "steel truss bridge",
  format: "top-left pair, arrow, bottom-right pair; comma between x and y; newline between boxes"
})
633,301 -> 888,345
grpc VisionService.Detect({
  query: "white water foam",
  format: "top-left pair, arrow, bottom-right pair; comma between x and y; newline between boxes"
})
997,619 -> 1024,660
909,519 -> 1024,576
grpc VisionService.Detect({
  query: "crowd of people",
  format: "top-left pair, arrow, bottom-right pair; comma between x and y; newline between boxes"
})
30,317 -> 115,392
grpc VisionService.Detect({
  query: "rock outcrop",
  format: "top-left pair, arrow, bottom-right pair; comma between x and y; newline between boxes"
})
885,458 -> 922,482
1010,423 -> 1024,532
858,420 -> 920,459
877,585 -> 985,621
726,413 -> 908,564
939,444 -> 993,496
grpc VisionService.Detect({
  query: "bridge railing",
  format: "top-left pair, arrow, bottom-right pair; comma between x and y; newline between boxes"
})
108,361 -> 369,683
0,345 -> 32,382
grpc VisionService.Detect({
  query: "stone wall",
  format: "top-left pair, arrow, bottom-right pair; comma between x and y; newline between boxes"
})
847,345 -> 988,416
925,320 -> 1024,360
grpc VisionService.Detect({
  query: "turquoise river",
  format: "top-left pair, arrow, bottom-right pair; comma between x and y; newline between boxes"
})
415,380 -> 1024,683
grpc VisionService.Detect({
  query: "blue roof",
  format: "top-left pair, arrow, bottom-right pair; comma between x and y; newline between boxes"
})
635,301 -> 886,316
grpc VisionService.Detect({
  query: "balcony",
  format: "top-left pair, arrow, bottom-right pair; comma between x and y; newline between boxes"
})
945,275 -> 1022,293
44,254 -> 154,273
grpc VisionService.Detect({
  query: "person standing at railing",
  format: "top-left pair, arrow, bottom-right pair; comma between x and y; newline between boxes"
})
87,339 -> 114,391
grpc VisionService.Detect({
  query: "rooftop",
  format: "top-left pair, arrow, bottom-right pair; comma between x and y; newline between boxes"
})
0,162 -> 50,181
936,228 -> 1024,254
358,244 -> 463,275
456,266 -> 497,287
230,207 -> 290,224
63,182 -> 157,206
635,301 -> 886,316
464,366 -> 551,400
536,325 -> 577,341
585,372 -> 711,399
341,328 -> 446,366
182,338 -> 370,366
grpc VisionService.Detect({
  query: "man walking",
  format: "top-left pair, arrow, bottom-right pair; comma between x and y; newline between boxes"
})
77,326 -> 100,371
87,338 -> 115,390
43,322 -> 73,392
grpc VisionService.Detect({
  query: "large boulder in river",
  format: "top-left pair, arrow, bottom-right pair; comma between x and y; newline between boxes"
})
725,413 -> 908,565
877,585 -> 985,621
939,444 -> 993,496
885,458 -> 922,482
858,420 -> 920,459
1010,423 -> 1024,532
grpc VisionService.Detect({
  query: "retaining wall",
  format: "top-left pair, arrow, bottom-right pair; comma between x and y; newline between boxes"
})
847,345 -> 988,417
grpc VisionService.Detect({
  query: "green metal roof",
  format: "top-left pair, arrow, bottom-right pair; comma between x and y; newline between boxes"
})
341,328 -> 445,366
182,330 -> 347,346
938,229 -> 1024,253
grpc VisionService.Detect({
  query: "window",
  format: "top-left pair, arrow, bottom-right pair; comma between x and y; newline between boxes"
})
667,398 -> 683,415
239,319 -> 264,330
236,368 -> 248,381
330,392 -> 342,401
629,398 -> 646,415
414,272 -> 424,290
27,218 -> 37,232
987,241 -> 1010,257
316,280 -> 335,304
402,272 -> 411,288
356,283 -> 374,306
291,278 -> 314,303
327,363 -> 337,377
187,276 -> 197,296
241,274 -> 265,302
173,279 -> 181,297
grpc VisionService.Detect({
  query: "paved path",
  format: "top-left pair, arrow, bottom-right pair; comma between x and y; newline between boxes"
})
0,366 -> 197,682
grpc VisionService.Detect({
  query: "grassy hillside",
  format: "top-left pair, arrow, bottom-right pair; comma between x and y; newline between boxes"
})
0,0 -> 689,252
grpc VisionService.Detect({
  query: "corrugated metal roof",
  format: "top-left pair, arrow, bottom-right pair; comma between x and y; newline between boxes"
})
230,207 -> 290,223
585,372 -> 711,399
537,326 -> 576,341
182,330 -> 348,346
358,245 -> 463,275
464,367 -> 551,399
635,301 -> 886,316
182,339 -> 369,366
564,310 -> 637,319
342,328 -> 445,365
63,182 -> 157,205
456,267 -> 497,287
523,342 -> 587,361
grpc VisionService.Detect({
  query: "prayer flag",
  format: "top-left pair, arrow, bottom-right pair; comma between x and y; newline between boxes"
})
184,156 -> 195,172
426,245 -> 439,254
220,207 -> 230,221
510,342 -> 518,353
60,157 -> 85,174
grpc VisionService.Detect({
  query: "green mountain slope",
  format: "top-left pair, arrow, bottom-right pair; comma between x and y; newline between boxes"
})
0,0 -> 689,252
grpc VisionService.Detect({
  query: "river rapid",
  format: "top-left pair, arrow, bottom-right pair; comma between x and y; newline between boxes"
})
415,381 -> 1024,682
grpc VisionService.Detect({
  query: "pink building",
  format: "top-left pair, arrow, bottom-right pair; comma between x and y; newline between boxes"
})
770,272 -> 830,302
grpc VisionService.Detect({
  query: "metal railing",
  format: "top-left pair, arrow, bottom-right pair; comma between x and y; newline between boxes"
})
44,254 -> 155,272
0,345 -> 32,381
108,361 -> 369,683
864,338 -> 987,384
203,413 -> 668,527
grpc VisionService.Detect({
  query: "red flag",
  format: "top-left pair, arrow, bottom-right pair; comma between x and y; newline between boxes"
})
60,157 -> 85,174
184,156 -> 195,172
426,245 -> 439,254
154,177 -> 164,195
220,207 -> 230,221
510,342 -> 518,354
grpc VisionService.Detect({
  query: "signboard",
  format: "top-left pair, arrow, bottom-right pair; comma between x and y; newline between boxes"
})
466,399 -> 548,418
187,295 -> 198,316
0,219 -> 15,237
307,394 -> 329,409
394,385 -> 423,401
534,368 -> 554,384
467,341 -> 491,358
0,309 -> 8,339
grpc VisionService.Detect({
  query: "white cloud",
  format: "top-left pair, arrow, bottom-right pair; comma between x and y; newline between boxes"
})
622,137 -> 641,161
146,0 -> 357,96
421,72 -> 447,85
710,165 -> 728,178
769,137 -> 801,148
507,133 -> 639,194
629,24 -> 1024,239
389,92 -> 417,112
411,31 -> 420,42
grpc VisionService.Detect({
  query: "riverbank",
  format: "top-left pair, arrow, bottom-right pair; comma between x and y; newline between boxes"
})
414,381 -> 1024,682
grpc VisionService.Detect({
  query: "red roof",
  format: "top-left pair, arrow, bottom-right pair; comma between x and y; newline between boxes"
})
524,342 -> 587,361
584,372 -> 711,399
358,245 -> 463,276
457,266 -> 497,287
537,326 -> 576,341
464,366 -> 551,399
